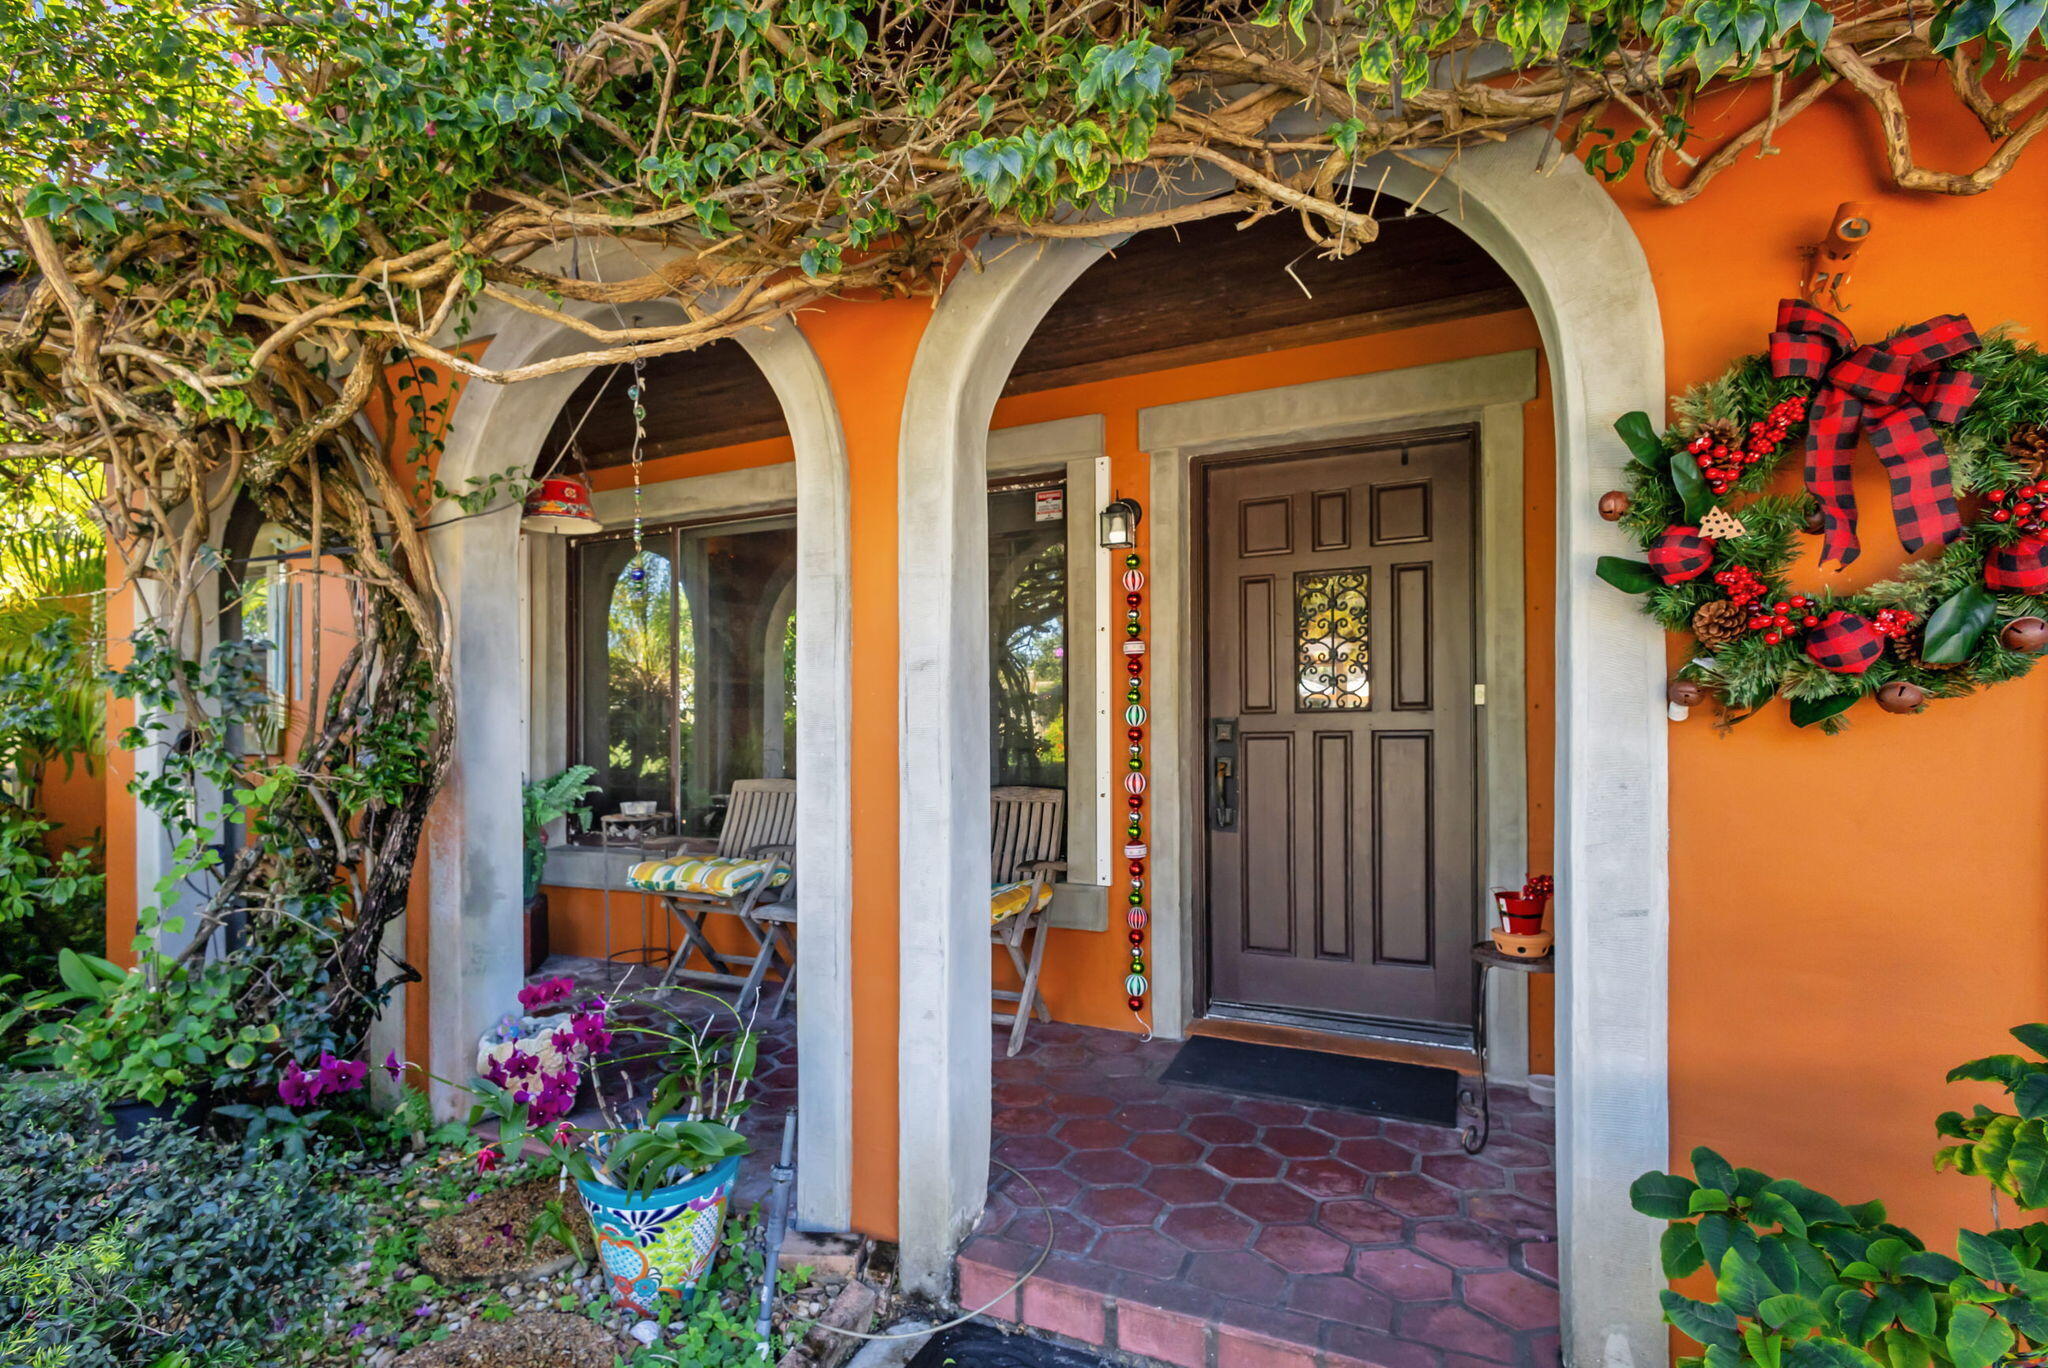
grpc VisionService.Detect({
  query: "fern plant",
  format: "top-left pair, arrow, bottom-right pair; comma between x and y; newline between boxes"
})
521,765 -> 598,901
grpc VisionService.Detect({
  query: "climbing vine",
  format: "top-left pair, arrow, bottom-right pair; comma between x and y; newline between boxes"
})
4,0 -> 2048,1091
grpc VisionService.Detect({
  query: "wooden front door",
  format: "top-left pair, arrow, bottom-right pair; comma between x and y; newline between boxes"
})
1201,433 -> 1478,1036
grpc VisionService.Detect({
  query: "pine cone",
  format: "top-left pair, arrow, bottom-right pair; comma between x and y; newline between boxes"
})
1691,600 -> 1747,647
1689,418 -> 1739,449
2006,422 -> 2048,477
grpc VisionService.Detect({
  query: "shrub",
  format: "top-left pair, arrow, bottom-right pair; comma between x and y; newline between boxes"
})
0,1078 -> 360,1366
1633,1023 -> 2048,1368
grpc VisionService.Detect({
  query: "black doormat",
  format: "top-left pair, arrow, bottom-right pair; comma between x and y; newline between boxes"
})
909,1320 -> 1118,1368
1159,1035 -> 1459,1128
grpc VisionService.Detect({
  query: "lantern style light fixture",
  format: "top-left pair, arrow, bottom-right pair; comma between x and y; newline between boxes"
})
1098,496 -> 1142,549
521,475 -> 602,535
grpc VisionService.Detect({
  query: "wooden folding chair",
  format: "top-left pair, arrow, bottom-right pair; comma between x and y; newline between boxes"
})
990,785 -> 1066,1056
633,778 -> 799,1016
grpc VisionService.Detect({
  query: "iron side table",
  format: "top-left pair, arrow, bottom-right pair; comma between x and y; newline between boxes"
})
1459,942 -> 1555,1154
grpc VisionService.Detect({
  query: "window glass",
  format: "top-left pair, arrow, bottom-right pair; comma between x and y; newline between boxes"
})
988,482 -> 1067,791
570,518 -> 797,840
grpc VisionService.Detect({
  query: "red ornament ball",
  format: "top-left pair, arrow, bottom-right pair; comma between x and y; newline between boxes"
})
1127,996 -> 1145,1011
1648,527 -> 1712,585
1804,611 -> 1884,674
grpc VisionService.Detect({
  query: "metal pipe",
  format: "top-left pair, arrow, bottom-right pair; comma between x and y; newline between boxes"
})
757,1110 -> 798,1356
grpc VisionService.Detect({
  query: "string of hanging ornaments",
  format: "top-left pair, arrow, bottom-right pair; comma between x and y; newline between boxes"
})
1102,497 -> 1152,1026
1597,298 -> 2048,732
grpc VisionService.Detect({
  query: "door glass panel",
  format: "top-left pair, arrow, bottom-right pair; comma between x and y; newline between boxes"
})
989,483 -> 1067,790
1295,567 -> 1371,710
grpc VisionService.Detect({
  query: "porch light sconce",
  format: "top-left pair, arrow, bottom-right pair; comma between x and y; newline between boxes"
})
521,474 -> 602,535
1099,497 -> 1142,550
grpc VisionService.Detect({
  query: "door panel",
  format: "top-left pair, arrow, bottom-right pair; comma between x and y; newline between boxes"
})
1202,435 -> 1478,1033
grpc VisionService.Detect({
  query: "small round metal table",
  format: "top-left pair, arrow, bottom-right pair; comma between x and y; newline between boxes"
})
1458,942 -> 1555,1154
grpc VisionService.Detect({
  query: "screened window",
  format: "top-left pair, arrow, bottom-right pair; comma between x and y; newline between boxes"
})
988,479 -> 1067,792
569,516 -> 797,839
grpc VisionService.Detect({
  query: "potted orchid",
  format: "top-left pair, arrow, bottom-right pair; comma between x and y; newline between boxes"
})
476,988 -> 757,1315
275,984 -> 759,1316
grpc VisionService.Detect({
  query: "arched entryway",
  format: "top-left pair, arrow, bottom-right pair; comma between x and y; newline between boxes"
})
418,241 -> 856,1228
893,131 -> 1669,1365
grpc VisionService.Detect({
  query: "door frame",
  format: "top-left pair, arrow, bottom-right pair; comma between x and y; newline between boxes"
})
1139,352 -> 1538,1069
1187,424 -> 1492,1047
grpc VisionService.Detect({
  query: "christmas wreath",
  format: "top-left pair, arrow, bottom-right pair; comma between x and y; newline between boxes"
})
1599,299 -> 2048,731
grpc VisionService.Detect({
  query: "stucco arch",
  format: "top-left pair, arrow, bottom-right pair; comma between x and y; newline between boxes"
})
420,243 -> 855,1227
894,131 -> 1669,1365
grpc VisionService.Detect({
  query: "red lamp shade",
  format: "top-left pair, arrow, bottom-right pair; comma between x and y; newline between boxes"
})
521,476 -> 601,535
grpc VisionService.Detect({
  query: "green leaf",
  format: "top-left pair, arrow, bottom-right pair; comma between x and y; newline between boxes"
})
2011,1023 -> 2048,1059
1690,1187 -> 1734,1214
1923,583 -> 1996,664
226,1042 -> 256,1070
1663,1223 -> 1707,1278
1900,1251 -> 1967,1284
1615,411 -> 1669,468
1786,1341 -> 1881,1368
1692,1147 -> 1738,1193
1598,557 -> 1664,595
1958,1230 -> 2024,1285
1661,1289 -> 1741,1350
1671,451 -> 1714,524
1790,692 -> 1859,728
1945,1301 -> 2015,1368
1760,1293 -> 1824,1337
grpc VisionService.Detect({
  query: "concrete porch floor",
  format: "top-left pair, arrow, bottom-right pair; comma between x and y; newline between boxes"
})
957,1022 -> 1558,1368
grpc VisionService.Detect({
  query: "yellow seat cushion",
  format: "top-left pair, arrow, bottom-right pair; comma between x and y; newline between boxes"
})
990,880 -> 1054,925
628,854 -> 790,898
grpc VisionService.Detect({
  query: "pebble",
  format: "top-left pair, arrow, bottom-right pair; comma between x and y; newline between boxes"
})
630,1320 -> 661,1346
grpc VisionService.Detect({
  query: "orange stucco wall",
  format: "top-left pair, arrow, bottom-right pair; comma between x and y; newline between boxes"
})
1612,72 -> 2048,1241
93,64 -> 2048,1262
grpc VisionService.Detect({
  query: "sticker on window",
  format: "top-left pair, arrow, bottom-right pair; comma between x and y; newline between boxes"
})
1034,489 -> 1064,522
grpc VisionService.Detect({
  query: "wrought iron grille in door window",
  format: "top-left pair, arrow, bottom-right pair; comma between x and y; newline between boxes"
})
1295,568 -> 1371,710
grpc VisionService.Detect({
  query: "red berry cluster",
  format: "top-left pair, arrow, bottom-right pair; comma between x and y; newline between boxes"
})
1685,395 -> 1810,495
1747,594 -> 1822,645
1984,484 -> 2048,536
1712,566 -> 1767,607
1871,608 -> 1918,640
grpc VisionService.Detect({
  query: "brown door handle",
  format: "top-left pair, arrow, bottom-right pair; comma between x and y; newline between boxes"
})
1212,758 -> 1236,830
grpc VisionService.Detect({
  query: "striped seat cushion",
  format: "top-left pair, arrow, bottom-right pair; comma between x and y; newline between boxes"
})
628,855 -> 790,898
990,880 -> 1054,925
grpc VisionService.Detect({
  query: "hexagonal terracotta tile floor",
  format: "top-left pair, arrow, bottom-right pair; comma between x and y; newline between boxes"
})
957,1022 -> 1557,1368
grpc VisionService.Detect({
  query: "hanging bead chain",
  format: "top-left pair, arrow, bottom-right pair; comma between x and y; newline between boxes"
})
625,357 -> 649,597
1121,548 -> 1150,1022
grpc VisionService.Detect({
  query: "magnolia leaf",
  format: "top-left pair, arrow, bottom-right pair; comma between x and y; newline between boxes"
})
1615,410 -> 1669,469
1671,450 -> 1714,524
1790,692 -> 1859,728
1598,557 -> 1663,595
1923,583 -> 1996,663
1760,1293 -> 1824,1337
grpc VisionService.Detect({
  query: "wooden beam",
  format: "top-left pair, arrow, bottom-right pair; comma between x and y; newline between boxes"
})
1002,287 -> 1526,397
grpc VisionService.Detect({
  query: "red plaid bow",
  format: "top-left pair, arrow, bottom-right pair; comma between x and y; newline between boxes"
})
1769,298 -> 1982,567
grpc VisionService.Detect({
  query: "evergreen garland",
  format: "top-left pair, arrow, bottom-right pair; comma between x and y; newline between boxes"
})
1600,330 -> 2048,732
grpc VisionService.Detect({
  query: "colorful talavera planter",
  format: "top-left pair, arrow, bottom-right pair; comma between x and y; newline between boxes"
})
577,1154 -> 742,1314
